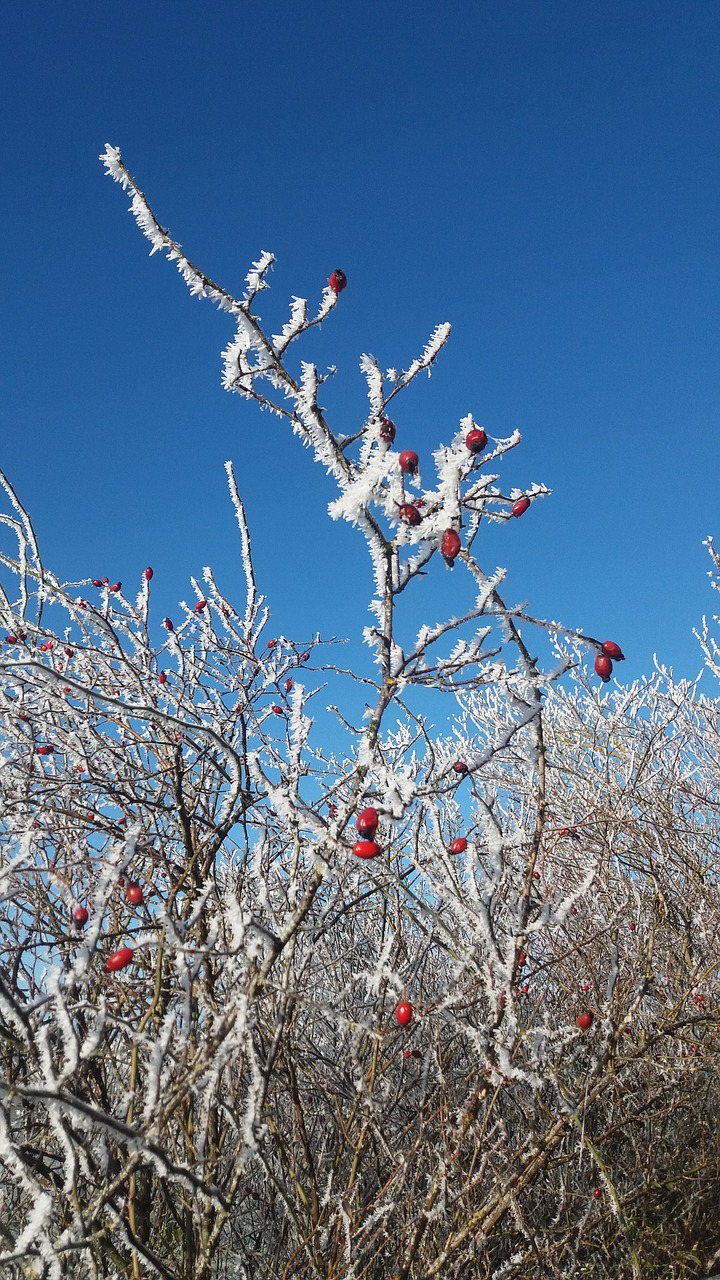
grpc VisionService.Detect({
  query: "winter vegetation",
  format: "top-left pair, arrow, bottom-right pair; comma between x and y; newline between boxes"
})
0,146 -> 718,1280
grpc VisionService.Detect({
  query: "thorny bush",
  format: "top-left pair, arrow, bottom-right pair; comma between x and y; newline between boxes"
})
0,148 -> 718,1280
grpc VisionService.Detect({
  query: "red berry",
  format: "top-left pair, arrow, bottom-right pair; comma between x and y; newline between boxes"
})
267,639 -> 277,648
73,906 -> 89,927
399,450 -> 419,475
379,418 -> 396,444
105,945 -> 134,973
163,618 -> 174,631
109,582 -> 121,593
404,1048 -> 412,1058
285,678 -> 293,692
521,983 -> 529,994
101,577 -> 109,584
194,600 -> 207,613
352,839 -> 381,860
299,652 -> 310,663
594,654 -> 613,682
272,704 -> 284,715
6,634 -> 18,644
412,1048 -> 422,1059
452,761 -> 468,775
450,837 -> 468,854
465,427 -> 488,454
77,599 -> 88,608
91,579 -> 103,588
328,269 -> 347,294
396,1001 -> 413,1027
399,504 -> 422,527
440,528 -> 461,566
356,806 -> 379,837
601,640 -> 624,661
126,882 -> 143,906
592,1188 -> 602,1200
144,567 -> 154,581
511,496 -> 531,518
37,745 -> 54,756
18,713 -> 30,723
63,686 -> 71,694
576,1011 -> 593,1031
158,671 -> 168,685
64,647 -> 74,657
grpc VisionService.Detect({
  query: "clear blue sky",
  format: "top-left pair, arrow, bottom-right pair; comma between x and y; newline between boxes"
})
2,1 -> 720,687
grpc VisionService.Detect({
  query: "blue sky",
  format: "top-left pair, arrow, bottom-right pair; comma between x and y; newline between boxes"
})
2,1 -> 720,690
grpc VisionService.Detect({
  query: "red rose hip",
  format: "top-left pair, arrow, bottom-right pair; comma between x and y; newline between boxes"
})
328,269 -> 347,294
601,640 -> 624,661
594,654 -> 613,682
399,450 -> 419,475
450,837 -> 468,854
352,839 -> 381,859
399,504 -> 422,527
105,946 -> 134,973
73,906 -> 89,927
396,1001 -> 413,1027
576,1011 -> 593,1031
466,427 -> 488,454
356,806 -> 379,837
452,760 -> 469,775
126,882 -> 143,906
441,529 -> 461,566
379,418 -> 396,444
511,497 -> 531,518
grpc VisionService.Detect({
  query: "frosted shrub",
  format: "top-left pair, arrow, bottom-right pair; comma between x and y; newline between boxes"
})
0,149 -> 717,1280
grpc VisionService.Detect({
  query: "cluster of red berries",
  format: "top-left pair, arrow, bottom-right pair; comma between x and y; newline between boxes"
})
388,418 -> 533,564
74,877 -> 146,972
393,426 -> 496,568
353,806 -> 381,859
594,639 -> 625,683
